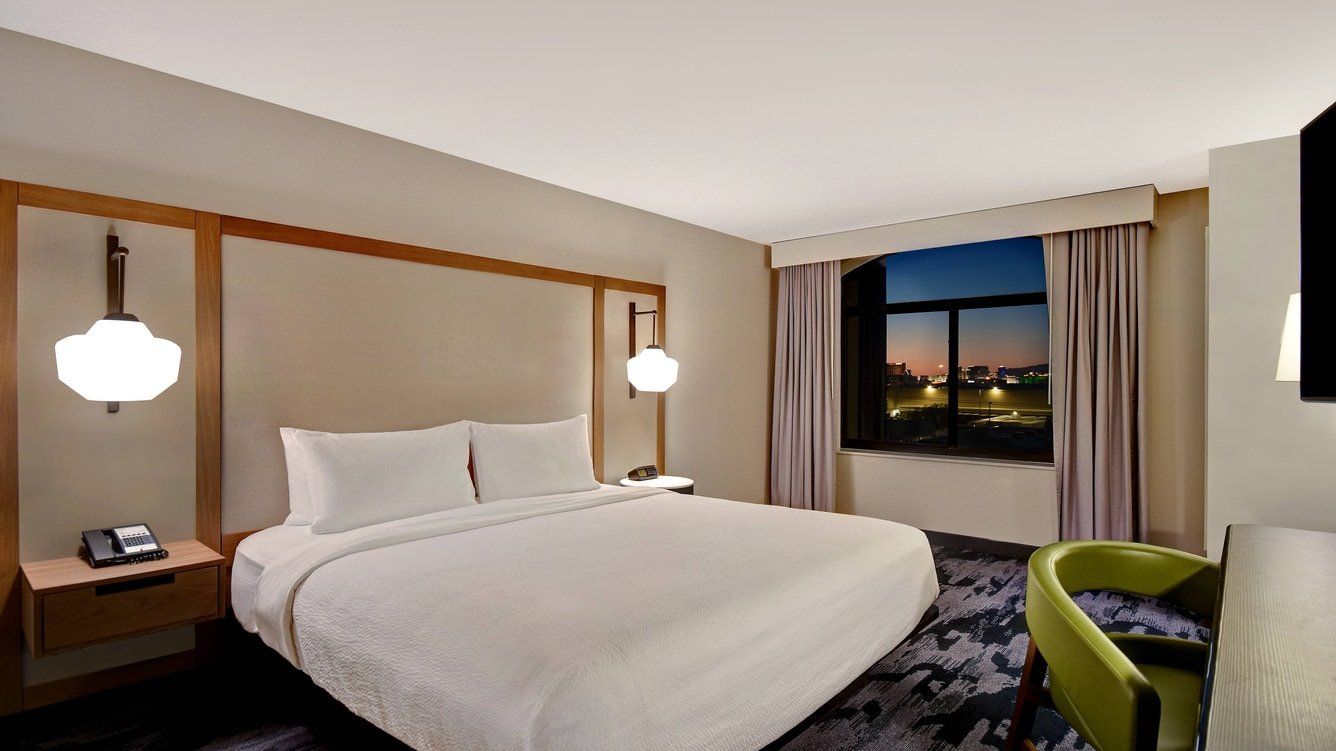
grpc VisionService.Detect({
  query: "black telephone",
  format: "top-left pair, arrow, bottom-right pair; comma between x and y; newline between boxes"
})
627,465 -> 660,481
79,524 -> 167,568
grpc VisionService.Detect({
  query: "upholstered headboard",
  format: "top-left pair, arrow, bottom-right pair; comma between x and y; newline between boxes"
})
221,235 -> 604,533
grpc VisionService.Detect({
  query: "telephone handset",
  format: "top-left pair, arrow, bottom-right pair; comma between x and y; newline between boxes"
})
627,465 -> 660,481
79,524 -> 168,568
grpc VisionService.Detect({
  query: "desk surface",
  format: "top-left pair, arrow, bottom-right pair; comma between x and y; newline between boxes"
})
1200,524 -> 1336,750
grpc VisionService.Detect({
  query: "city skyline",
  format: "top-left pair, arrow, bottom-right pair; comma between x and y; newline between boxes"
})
885,304 -> 1050,377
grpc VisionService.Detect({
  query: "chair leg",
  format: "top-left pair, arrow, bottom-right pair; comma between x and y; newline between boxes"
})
1005,637 -> 1051,751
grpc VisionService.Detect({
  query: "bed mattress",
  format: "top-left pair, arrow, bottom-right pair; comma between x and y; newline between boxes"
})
239,485 -> 938,751
232,523 -> 316,633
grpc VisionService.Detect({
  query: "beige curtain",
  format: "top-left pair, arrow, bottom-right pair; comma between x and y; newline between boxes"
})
1051,223 -> 1149,541
771,261 -> 839,511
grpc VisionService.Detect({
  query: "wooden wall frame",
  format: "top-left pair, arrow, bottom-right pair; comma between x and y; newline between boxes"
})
0,181 -> 20,715
195,212 -> 223,553
0,180 -> 667,712
214,213 -> 666,481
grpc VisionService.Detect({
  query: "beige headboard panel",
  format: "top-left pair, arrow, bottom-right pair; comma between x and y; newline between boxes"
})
221,236 -> 594,533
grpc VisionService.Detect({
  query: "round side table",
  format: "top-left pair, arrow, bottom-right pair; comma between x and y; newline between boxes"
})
619,475 -> 694,495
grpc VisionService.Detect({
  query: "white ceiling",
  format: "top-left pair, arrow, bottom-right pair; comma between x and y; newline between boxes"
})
3,2 -> 1335,243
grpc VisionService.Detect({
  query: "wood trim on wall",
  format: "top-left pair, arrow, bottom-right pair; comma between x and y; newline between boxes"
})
221,530 -> 257,565
17,184 -> 195,230
191,212 -> 224,698
605,277 -> 665,296
221,216 -> 605,288
656,288 -> 667,473
591,279 -> 606,481
0,181 -> 21,715
195,212 -> 222,553
767,256 -> 779,504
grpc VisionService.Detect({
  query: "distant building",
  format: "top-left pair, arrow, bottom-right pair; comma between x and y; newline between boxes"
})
997,366 -> 1008,379
887,362 -> 907,377
967,365 -> 990,381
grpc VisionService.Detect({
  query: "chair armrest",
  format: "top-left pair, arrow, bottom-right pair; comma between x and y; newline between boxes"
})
1108,633 -> 1208,674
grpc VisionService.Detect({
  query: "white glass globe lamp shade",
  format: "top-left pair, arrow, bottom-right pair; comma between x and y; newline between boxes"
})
627,344 -> 679,392
54,314 -> 182,402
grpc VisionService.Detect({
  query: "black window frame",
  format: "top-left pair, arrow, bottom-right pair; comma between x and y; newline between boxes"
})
841,289 -> 1053,463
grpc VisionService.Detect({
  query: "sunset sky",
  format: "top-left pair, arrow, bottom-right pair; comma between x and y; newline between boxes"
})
884,238 -> 1049,375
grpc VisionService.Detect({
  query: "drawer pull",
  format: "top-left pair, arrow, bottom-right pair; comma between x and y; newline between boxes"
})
95,573 -> 176,596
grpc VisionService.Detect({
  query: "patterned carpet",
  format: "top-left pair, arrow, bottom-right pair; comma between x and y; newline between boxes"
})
776,541 -> 1211,751
6,537 -> 1210,750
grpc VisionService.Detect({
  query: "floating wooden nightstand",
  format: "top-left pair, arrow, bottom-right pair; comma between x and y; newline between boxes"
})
20,540 -> 225,658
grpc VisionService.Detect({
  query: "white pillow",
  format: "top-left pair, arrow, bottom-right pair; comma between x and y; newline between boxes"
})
280,427 -> 314,525
279,422 -> 476,534
469,415 -> 600,502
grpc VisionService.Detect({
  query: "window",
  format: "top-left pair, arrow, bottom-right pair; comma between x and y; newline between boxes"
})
841,237 -> 1052,461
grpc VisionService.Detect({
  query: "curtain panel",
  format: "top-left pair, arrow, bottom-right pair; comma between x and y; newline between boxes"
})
771,261 -> 840,511
1051,223 -> 1150,541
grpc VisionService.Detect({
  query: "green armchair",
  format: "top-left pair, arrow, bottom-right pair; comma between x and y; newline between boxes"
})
1005,541 -> 1219,751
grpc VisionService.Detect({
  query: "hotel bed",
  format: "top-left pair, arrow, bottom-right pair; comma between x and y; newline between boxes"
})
233,483 -> 937,751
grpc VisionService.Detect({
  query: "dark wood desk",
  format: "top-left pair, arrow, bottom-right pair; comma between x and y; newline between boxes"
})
1198,525 -> 1336,750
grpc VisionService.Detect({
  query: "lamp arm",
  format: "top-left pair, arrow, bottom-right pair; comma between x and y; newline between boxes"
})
630,307 -> 659,346
629,303 -> 663,398
106,234 -> 129,316
104,235 -> 130,413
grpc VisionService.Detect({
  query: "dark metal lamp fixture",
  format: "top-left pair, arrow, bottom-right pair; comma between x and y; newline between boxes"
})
627,302 -> 678,398
53,234 -> 182,412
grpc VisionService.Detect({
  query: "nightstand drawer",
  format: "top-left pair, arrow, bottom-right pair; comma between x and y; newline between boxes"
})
41,566 -> 219,653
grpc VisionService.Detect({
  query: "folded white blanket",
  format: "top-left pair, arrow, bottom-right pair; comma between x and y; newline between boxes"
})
254,486 -> 937,751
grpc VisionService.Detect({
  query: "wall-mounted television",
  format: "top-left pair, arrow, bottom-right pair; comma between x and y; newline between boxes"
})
1301,100 -> 1335,399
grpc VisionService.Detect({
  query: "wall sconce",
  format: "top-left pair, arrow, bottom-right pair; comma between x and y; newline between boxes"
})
54,234 -> 182,412
627,302 -> 678,398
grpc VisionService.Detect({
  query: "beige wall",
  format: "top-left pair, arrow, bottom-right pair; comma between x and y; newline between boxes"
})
836,452 -> 1058,546
1206,136 -> 1336,559
0,29 -> 770,682
1146,189 -> 1208,554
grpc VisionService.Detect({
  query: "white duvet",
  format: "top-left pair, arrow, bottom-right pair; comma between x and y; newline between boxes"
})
253,486 -> 938,751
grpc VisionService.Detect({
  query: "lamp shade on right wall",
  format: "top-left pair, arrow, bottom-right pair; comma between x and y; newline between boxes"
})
1276,292 -> 1301,382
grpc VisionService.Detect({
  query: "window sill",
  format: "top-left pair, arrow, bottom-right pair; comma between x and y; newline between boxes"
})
837,447 -> 1055,470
